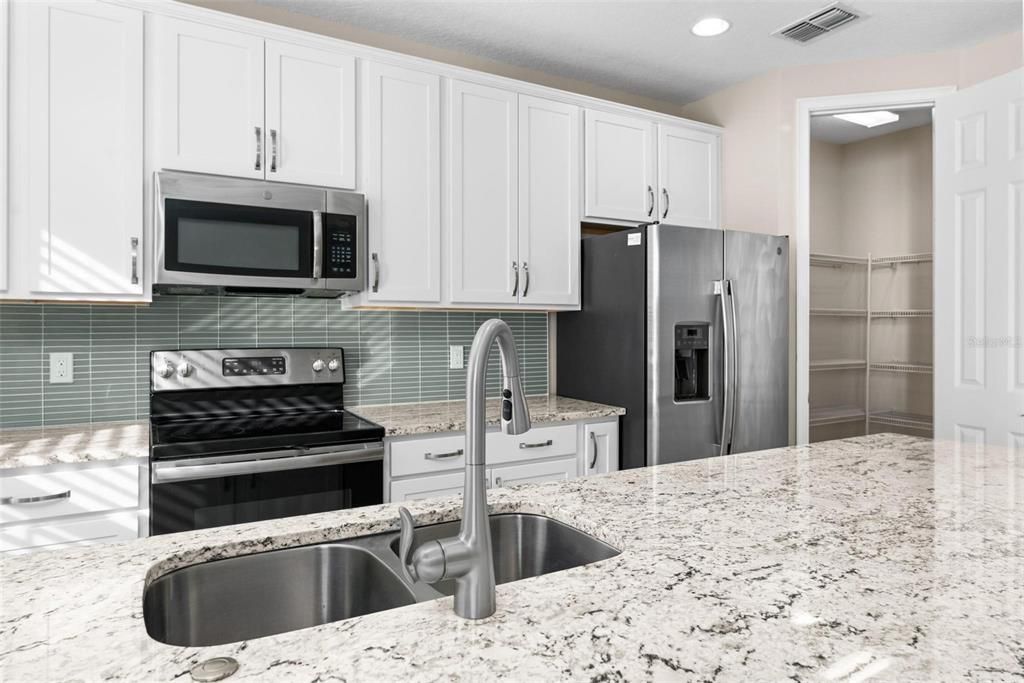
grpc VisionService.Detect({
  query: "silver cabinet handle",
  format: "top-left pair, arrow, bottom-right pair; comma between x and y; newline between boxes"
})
521,262 -> 530,297
425,449 -> 463,461
519,439 -> 552,449
270,129 -> 278,173
312,211 -> 323,280
254,126 -> 262,171
511,261 -> 519,297
494,476 -> 503,487
371,252 -> 380,293
1,490 -> 71,505
646,185 -> 654,217
130,237 -> 139,285
661,188 -> 670,219
589,431 -> 598,470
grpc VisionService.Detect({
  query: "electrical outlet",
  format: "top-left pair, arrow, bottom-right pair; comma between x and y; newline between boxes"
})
49,352 -> 74,384
449,345 -> 464,370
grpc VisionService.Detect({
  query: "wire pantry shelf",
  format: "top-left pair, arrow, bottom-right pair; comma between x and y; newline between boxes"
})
811,308 -> 868,317
810,359 -> 867,371
870,361 -> 933,374
871,253 -> 933,266
809,405 -> 865,427
810,252 -> 869,267
869,411 -> 933,431
871,310 -> 933,319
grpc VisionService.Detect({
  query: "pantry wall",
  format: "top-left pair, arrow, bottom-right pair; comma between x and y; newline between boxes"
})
808,113 -> 934,442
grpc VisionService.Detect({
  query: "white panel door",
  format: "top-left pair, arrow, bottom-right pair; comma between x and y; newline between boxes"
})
584,109 -> 656,222
658,124 -> 720,229
25,1 -> 144,296
518,95 -> 580,306
490,456 -> 578,489
935,69 -> 1024,448
363,61 -> 441,303
449,80 -> 518,305
265,40 -> 355,188
154,17 -> 264,179
582,421 -> 619,475
390,471 -> 466,502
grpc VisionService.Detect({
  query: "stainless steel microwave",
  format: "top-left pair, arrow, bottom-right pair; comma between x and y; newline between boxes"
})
154,171 -> 366,297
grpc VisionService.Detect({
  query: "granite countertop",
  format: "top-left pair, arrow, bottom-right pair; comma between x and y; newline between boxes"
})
353,394 -> 624,437
3,433 -> 1023,681
0,420 -> 149,471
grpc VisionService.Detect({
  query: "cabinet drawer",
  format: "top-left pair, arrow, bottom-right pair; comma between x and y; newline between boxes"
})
390,435 -> 467,477
491,455 -> 577,489
486,424 -> 576,466
1,511 -> 139,554
0,464 -> 140,525
390,471 -> 465,503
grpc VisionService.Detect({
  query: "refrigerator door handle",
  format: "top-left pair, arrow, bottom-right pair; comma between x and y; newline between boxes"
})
714,280 -> 733,457
726,278 -> 739,454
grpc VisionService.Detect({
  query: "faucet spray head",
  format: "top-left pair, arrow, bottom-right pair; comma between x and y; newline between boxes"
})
501,374 -> 530,436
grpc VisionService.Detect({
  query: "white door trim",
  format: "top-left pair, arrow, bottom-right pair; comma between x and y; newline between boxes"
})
794,86 -> 956,444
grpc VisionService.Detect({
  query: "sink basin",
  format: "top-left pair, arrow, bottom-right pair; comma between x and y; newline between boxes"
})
143,544 -> 416,646
144,513 -> 620,646
388,513 -> 621,596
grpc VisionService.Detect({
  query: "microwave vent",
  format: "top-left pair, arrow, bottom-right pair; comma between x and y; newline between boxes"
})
775,3 -> 860,43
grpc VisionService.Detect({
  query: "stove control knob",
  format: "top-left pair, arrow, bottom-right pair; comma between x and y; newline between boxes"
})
176,362 -> 193,378
312,359 -> 326,373
156,362 -> 175,379
327,359 -> 340,372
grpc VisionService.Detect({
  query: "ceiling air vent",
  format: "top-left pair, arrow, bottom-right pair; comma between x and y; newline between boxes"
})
774,3 -> 860,44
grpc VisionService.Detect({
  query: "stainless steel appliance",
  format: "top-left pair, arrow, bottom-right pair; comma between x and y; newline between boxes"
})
155,171 -> 366,297
557,224 -> 789,469
148,347 -> 385,535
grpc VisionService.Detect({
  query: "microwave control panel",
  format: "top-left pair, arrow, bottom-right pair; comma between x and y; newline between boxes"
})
323,214 -> 357,279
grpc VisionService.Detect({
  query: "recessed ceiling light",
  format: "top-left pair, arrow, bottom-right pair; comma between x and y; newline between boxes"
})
833,111 -> 901,128
691,17 -> 730,37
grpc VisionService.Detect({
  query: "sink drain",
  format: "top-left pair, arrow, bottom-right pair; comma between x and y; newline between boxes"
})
190,657 -> 239,682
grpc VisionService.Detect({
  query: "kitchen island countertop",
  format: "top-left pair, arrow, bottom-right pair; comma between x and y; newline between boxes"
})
1,433 -> 1022,681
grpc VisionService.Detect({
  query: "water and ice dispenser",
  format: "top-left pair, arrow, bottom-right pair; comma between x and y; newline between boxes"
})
674,324 -> 710,401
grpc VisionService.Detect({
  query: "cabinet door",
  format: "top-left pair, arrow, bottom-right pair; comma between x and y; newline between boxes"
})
266,40 -> 355,188
0,0 -> 8,294
154,17 -> 264,179
584,109 -> 656,222
390,471 -> 466,502
518,95 -> 580,306
658,124 -> 719,229
363,62 -> 441,303
490,456 -> 578,489
449,80 -> 518,305
24,1 -> 144,297
582,421 -> 619,476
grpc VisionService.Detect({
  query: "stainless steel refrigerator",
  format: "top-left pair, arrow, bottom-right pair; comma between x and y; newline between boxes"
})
557,223 -> 789,469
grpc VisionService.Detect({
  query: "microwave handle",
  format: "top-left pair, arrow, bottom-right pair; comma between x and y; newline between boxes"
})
312,210 -> 323,280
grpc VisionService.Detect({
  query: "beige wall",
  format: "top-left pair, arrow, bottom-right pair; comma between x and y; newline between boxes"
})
809,138 -> 844,254
178,0 -> 682,116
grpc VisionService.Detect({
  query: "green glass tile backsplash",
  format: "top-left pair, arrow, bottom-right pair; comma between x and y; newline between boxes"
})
0,298 -> 549,429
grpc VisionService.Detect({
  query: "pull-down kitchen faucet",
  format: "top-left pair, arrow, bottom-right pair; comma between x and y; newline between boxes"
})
398,319 -> 531,619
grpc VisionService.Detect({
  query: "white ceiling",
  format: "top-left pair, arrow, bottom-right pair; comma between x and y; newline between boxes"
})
810,106 -> 932,145
253,0 -> 1021,105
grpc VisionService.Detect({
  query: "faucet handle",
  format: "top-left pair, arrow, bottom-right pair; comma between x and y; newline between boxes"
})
398,506 -> 419,583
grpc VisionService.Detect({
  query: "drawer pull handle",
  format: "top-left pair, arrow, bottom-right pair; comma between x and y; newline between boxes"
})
519,439 -> 553,449
425,449 -> 463,461
494,477 -> 503,487
1,490 -> 71,505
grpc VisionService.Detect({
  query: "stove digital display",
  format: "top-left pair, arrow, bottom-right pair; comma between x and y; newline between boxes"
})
222,356 -> 287,376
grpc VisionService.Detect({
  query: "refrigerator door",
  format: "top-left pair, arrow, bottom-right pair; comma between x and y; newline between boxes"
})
648,224 -> 725,465
724,230 -> 789,453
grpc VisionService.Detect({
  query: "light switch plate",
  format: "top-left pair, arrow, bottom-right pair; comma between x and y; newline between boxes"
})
449,345 -> 464,370
49,352 -> 74,384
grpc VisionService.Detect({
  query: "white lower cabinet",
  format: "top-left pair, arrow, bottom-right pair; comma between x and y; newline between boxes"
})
0,511 -> 139,555
387,419 -> 618,503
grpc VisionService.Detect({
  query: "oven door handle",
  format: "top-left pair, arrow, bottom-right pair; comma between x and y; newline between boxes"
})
151,443 -> 384,484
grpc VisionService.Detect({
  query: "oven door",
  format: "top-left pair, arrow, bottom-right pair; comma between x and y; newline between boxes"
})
149,443 -> 383,536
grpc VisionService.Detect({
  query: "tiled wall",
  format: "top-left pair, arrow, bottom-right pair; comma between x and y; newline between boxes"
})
0,297 -> 548,429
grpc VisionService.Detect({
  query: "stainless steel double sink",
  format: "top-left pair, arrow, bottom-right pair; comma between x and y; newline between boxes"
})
144,513 -> 621,647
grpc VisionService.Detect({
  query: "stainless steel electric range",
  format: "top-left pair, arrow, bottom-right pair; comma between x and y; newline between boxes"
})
148,348 -> 385,536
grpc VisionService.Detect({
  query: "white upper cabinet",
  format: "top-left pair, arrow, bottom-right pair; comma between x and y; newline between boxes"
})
518,95 -> 580,307
154,17 -> 265,180
584,109 -> 657,222
449,80 -> 519,305
265,40 -> 355,188
0,0 -> 8,294
22,0 -> 144,297
658,124 -> 719,229
363,62 -> 441,303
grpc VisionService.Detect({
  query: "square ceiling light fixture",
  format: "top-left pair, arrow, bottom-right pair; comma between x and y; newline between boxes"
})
833,110 -> 900,128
